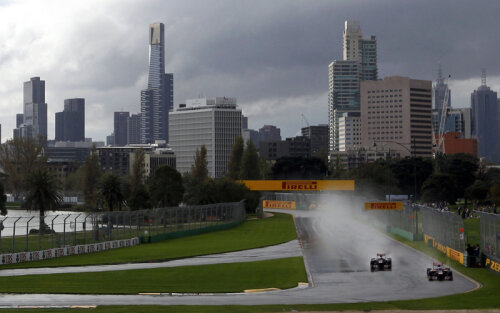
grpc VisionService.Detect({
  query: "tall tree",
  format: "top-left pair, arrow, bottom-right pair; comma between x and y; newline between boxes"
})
271,157 -> 327,180
82,146 -> 101,211
227,136 -> 244,180
240,140 -> 261,179
149,165 -> 184,207
0,137 -> 46,199
128,149 -> 150,210
191,145 -> 209,182
23,169 -> 62,232
390,157 -> 433,199
421,173 -> 457,204
99,172 -> 125,211
130,149 -> 146,189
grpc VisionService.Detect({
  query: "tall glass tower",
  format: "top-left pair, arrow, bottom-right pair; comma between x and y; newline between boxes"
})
471,71 -> 500,164
15,77 -> 47,139
140,23 -> 174,144
329,21 -> 377,152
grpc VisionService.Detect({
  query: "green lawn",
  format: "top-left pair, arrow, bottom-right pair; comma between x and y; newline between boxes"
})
0,257 -> 306,294
464,217 -> 481,246
0,213 -> 297,269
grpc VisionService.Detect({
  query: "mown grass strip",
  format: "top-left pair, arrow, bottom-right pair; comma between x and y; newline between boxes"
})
0,257 -> 306,294
0,213 -> 297,269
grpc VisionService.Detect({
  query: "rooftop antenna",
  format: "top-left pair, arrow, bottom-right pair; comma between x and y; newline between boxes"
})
481,68 -> 487,86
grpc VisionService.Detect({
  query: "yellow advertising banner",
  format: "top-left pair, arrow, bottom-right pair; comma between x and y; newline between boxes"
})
364,201 -> 403,210
262,200 -> 296,210
485,258 -> 500,273
446,247 -> 465,265
241,180 -> 355,191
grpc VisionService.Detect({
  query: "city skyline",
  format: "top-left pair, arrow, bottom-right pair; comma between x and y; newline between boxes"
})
1,0 -> 500,142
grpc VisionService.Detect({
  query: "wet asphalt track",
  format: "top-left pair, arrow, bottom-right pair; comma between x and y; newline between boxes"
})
0,209 -> 478,307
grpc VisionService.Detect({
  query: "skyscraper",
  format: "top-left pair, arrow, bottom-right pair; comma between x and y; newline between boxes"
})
55,98 -> 85,142
140,23 -> 174,144
471,72 -> 500,164
329,21 -> 377,152
15,77 -> 47,139
114,112 -> 130,146
127,114 -> 142,145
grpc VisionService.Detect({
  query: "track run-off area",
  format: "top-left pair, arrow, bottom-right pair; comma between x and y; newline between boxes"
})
0,208 -> 478,307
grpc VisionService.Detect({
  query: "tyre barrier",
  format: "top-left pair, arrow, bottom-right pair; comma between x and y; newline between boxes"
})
0,237 -> 140,265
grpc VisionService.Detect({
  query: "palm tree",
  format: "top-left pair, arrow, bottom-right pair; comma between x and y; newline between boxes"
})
24,168 -> 62,233
99,172 -> 125,212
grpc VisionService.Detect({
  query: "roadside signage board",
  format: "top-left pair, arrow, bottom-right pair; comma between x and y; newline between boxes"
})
364,201 -> 403,210
262,200 -> 296,210
241,180 -> 355,191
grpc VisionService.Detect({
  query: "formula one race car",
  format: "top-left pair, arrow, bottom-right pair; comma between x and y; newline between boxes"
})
370,253 -> 392,271
427,262 -> 453,281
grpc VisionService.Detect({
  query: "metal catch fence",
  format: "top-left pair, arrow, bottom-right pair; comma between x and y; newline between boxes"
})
0,202 -> 246,254
476,211 -> 500,261
418,204 -> 465,253
366,202 -> 417,235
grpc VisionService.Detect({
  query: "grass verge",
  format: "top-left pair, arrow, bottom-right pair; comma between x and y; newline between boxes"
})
0,213 -> 297,269
0,257 -> 306,294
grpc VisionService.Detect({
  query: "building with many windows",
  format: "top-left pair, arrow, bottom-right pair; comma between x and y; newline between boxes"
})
338,112 -> 361,151
471,73 -> 500,164
259,125 -> 281,142
140,23 -> 174,144
361,76 -> 433,158
329,21 -> 377,153
14,77 -> 47,139
55,98 -> 85,142
301,125 -> 329,155
114,112 -> 130,146
169,97 -> 242,178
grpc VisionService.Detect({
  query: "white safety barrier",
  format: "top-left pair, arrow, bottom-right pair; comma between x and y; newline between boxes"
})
0,237 -> 140,265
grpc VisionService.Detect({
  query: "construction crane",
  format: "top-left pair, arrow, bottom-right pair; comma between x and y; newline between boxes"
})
436,74 -> 451,154
301,113 -> 310,128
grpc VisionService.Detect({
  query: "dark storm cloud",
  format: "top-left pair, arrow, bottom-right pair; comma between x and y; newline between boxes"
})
1,0 -> 499,140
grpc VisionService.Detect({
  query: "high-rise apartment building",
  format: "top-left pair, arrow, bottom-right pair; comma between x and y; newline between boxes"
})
14,77 -> 47,139
55,98 -> 85,142
361,76 -> 433,158
140,23 -> 174,144
471,74 -> 500,164
169,97 -> 242,178
329,21 -> 377,153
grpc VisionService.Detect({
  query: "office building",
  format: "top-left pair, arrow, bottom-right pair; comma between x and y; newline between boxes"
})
130,148 -> 176,178
114,112 -> 130,146
14,77 -> 47,139
329,21 -> 377,152
259,125 -> 281,142
242,129 -> 261,147
301,125 -> 329,155
471,73 -> 500,163
330,146 -> 400,171
97,145 -> 154,177
432,107 -> 472,139
140,23 -> 174,144
127,114 -> 141,145
55,98 -> 85,142
16,114 -> 23,128
106,133 -> 115,146
169,97 -> 242,178
338,112 -> 362,151
361,76 -> 433,158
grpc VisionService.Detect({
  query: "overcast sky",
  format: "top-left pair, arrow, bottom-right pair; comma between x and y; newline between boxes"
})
1,0 -> 499,142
